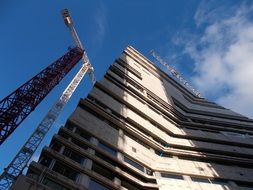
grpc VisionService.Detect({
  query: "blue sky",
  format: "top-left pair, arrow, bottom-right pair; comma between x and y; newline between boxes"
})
1,0 -> 253,175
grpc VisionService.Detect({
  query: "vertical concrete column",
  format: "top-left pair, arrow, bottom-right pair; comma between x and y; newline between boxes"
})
67,135 -> 72,143
154,172 -> 166,190
143,89 -> 147,96
117,129 -> 124,150
149,147 -> 155,153
114,177 -> 121,187
59,144 -> 65,154
117,152 -> 124,162
183,175 -> 194,190
154,172 -> 161,178
77,173 -> 90,189
46,138 -> 65,172
50,144 -> 65,170
73,126 -> 77,132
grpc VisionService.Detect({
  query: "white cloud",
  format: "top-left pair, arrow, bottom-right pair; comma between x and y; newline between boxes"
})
185,2 -> 253,118
92,2 -> 107,49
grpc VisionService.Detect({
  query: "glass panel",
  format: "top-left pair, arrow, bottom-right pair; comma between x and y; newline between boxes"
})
63,148 -> 84,164
191,177 -> 210,183
51,142 -> 62,152
43,177 -> 70,190
161,173 -> 184,180
124,156 -> 144,172
89,179 -> 109,190
71,138 -> 88,150
95,151 -> 117,166
211,179 -> 228,186
66,124 -> 74,131
222,131 -> 245,138
75,128 -> 91,141
40,156 -> 52,167
121,179 -> 140,190
52,162 -> 78,181
155,150 -> 173,157
59,131 -> 69,139
92,162 -> 114,180
27,170 -> 39,181
98,142 -> 117,157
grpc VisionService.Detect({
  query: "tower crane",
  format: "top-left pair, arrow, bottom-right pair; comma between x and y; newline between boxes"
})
61,9 -> 96,84
0,9 -> 95,190
150,50 -> 202,98
0,47 -> 83,145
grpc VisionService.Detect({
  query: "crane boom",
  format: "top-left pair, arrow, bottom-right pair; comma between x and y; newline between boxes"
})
61,9 -> 96,84
0,9 -> 95,189
150,50 -> 202,98
0,63 -> 89,190
0,47 -> 83,145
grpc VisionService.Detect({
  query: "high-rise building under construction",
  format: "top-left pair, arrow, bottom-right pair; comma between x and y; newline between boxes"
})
12,46 -> 253,190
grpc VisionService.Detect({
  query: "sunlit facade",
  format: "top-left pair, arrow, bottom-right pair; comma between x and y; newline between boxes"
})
13,46 -> 253,190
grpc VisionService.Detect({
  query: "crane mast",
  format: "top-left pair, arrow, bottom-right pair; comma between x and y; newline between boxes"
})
150,50 -> 202,98
0,9 -> 95,190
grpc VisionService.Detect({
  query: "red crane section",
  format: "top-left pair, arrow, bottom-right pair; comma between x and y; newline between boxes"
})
0,47 -> 83,145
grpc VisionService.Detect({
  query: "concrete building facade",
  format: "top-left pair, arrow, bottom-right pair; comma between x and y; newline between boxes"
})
12,46 -> 253,190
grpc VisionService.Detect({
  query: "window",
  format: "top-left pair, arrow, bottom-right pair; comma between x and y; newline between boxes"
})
51,142 -> 62,152
152,136 -> 169,147
121,179 -> 140,190
63,148 -> 84,164
142,68 -> 150,76
125,132 -> 151,150
91,162 -> 114,180
155,150 -> 173,158
95,151 -> 117,166
161,173 -> 184,180
59,131 -> 69,139
116,59 -> 142,79
98,142 -> 117,157
40,156 -> 52,167
222,131 -> 245,138
235,181 -> 253,188
71,138 -> 88,150
43,177 -> 70,190
52,161 -> 78,181
211,179 -> 228,186
133,62 -> 141,68
148,105 -> 161,115
201,129 -> 220,134
124,156 -> 144,172
27,170 -> 39,181
65,124 -> 74,131
184,127 -> 198,130
75,128 -> 91,141
191,177 -> 210,183
89,179 -> 109,190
